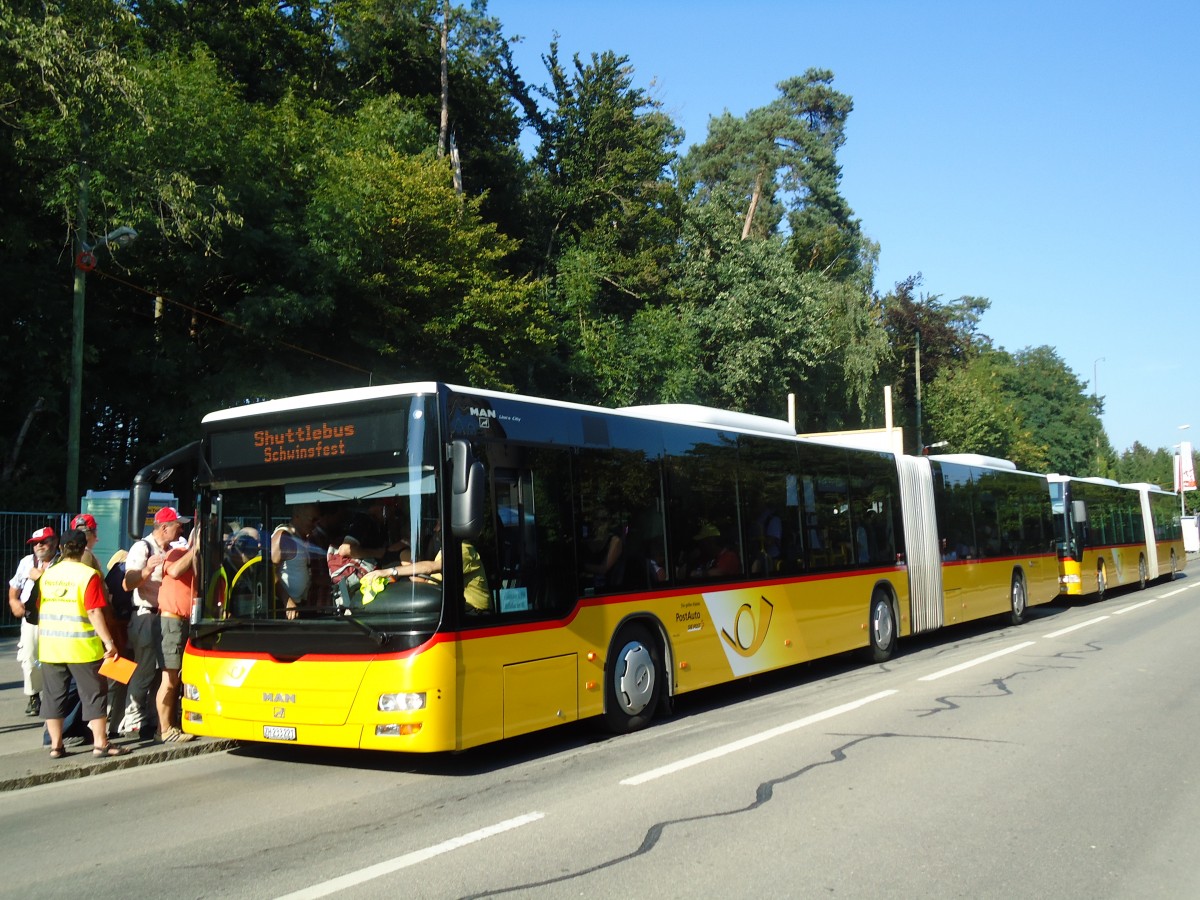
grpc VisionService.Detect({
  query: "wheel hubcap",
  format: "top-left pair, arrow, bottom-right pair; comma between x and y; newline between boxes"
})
873,601 -> 893,649
614,641 -> 655,716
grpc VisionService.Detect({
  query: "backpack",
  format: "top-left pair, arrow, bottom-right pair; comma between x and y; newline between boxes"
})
105,549 -> 136,622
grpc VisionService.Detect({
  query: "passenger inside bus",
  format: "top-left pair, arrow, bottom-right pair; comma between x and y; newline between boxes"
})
271,503 -> 321,619
686,522 -> 740,580
382,541 -> 492,614
582,510 -> 626,591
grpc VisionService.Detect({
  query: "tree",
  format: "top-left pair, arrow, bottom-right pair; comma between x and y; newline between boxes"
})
880,276 -> 992,450
683,69 -> 867,278
922,346 -> 1106,475
994,346 -> 1105,476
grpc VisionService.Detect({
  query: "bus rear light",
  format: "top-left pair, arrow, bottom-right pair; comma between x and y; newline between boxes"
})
379,692 -> 426,712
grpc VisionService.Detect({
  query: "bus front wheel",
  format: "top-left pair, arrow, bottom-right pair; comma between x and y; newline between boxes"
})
604,623 -> 663,734
868,592 -> 897,663
1009,574 -> 1027,625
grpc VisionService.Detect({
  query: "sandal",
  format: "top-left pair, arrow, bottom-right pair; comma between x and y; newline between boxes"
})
92,744 -> 131,758
49,746 -> 67,759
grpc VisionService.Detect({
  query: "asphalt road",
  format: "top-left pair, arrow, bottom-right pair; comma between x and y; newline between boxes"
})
5,574 -> 1200,899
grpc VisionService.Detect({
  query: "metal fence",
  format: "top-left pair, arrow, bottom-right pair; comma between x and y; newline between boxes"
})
0,510 -> 70,634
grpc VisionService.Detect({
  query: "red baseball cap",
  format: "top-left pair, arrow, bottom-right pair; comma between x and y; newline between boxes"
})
71,513 -> 98,531
27,526 -> 56,544
154,507 -> 191,525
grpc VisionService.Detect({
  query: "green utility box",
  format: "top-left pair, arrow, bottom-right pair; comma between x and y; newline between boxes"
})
79,489 -> 178,570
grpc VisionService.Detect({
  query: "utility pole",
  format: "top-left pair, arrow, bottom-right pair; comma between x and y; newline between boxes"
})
914,331 -> 922,452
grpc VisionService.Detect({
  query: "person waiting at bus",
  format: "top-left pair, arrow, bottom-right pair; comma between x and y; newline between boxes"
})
38,529 -> 127,758
382,540 -> 492,614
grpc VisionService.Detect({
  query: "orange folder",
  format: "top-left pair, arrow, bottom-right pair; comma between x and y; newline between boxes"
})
99,655 -> 137,684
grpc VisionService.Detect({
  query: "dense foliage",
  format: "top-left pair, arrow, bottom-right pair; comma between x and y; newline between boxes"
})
1,0 -> 1187,511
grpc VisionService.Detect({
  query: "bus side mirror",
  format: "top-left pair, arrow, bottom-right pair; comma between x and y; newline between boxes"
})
129,477 -> 152,543
450,439 -> 484,541
1071,500 -> 1088,525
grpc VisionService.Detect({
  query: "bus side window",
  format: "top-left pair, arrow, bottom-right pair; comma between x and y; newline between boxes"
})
478,446 -> 576,619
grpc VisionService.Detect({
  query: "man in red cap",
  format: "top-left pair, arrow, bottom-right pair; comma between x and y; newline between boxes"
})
120,506 -> 190,738
7,526 -> 59,716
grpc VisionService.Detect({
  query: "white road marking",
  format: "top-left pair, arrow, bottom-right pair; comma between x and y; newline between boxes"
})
917,641 -> 1036,682
620,690 -> 898,786
1162,582 -> 1199,598
1044,615 -> 1110,636
274,812 -> 544,899
1114,597 -> 1160,615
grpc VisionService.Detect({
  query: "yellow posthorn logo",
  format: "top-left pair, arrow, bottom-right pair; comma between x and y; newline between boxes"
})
721,596 -> 774,657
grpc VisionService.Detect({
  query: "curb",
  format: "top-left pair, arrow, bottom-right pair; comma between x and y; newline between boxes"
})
0,738 -> 239,793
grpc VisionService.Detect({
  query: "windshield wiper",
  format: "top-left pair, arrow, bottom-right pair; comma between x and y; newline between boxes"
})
193,619 -> 250,640
337,608 -> 392,648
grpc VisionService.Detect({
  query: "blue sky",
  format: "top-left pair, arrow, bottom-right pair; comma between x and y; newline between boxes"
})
488,0 -> 1198,456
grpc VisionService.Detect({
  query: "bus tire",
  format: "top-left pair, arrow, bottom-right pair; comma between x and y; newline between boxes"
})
604,623 -> 662,734
868,592 -> 897,663
1138,556 -> 1148,591
1096,562 -> 1107,601
1009,572 -> 1027,625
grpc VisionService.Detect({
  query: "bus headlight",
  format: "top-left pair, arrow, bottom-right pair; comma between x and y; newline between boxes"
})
183,683 -> 200,701
379,692 -> 426,712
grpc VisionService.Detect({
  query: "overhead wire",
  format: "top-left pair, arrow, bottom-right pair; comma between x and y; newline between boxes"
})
91,266 -> 376,380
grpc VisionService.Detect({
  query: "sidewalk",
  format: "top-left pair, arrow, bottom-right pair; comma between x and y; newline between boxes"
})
0,637 -> 235,792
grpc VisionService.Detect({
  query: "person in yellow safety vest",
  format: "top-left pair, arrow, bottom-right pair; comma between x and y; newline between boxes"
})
37,529 -> 130,759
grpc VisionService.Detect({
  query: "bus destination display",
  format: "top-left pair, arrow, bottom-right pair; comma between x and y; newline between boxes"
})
209,411 -> 408,475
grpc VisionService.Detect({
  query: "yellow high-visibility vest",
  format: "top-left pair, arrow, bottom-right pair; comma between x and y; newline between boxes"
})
38,559 -> 104,663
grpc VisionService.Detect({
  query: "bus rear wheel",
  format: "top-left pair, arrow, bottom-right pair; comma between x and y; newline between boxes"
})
604,623 -> 663,734
868,592 -> 896,663
1009,574 -> 1027,625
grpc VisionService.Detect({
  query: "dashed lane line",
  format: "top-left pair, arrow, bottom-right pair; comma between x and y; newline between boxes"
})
620,690 -> 899,786
273,812 -> 545,900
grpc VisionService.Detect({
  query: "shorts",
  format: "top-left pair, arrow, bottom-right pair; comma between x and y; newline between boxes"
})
160,616 -> 190,670
41,660 -> 107,721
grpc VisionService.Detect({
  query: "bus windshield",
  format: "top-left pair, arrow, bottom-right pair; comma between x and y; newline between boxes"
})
193,395 -> 445,651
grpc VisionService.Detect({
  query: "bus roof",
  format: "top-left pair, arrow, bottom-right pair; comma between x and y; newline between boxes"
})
929,453 -> 1017,471
202,381 -> 441,424
201,381 -> 801,440
616,403 -> 796,437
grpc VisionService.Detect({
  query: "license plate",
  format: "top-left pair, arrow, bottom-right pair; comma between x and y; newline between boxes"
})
263,725 -> 297,741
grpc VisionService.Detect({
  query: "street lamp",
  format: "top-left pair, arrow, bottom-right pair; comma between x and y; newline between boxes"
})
1176,424 -> 1193,518
67,173 -> 137,509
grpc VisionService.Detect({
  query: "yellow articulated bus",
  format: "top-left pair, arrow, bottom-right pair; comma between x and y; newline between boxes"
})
1047,475 -> 1185,598
130,383 -> 1059,753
